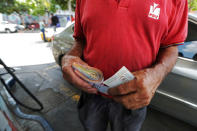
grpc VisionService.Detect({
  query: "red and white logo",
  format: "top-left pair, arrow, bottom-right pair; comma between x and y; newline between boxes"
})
148,3 -> 160,20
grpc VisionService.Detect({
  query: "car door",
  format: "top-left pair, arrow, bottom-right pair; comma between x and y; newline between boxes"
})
151,41 -> 197,126
150,15 -> 197,127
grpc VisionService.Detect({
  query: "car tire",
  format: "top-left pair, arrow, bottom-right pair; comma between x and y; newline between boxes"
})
193,53 -> 197,61
5,29 -> 11,33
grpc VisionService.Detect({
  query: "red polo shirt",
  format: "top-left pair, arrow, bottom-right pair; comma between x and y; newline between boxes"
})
73,0 -> 188,79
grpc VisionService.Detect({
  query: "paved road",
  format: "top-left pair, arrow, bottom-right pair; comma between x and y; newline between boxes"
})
0,33 -> 196,131
0,32 -> 54,67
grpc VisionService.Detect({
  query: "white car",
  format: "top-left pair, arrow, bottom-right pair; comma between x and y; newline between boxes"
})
0,21 -> 18,33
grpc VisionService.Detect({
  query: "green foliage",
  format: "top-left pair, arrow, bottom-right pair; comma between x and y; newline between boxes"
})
0,0 -> 16,14
13,1 -> 30,14
51,0 -> 68,10
0,0 -> 76,16
0,0 -> 30,15
27,0 -> 58,16
189,0 -> 197,11
71,0 -> 76,11
51,0 -> 76,11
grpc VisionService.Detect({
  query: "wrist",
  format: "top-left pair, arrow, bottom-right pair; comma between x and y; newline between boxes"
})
61,55 -> 76,70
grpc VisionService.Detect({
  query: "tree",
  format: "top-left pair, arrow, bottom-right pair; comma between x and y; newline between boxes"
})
27,0 -> 58,16
51,0 -> 76,11
0,0 -> 59,16
188,0 -> 197,12
14,1 -> 30,25
0,0 -> 17,14
51,0 -> 68,10
71,0 -> 76,11
0,0 -> 75,17
0,0 -> 30,25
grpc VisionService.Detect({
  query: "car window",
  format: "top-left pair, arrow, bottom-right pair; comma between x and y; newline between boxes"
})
178,41 -> 197,61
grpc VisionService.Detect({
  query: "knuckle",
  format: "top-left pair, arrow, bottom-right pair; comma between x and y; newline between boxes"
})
120,98 -> 126,104
124,103 -> 131,109
143,92 -> 150,99
62,66 -> 69,73
119,98 -> 127,106
137,80 -> 145,90
117,86 -> 125,94
121,98 -> 131,109
133,97 -> 138,103
126,105 -> 131,109
131,106 -> 138,110
144,99 -> 150,106
140,80 -> 146,88
130,105 -> 137,110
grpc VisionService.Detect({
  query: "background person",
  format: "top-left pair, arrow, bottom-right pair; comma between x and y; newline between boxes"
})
39,20 -> 46,42
51,13 -> 59,32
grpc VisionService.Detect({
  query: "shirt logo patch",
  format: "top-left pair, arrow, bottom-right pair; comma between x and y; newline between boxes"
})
148,3 -> 160,20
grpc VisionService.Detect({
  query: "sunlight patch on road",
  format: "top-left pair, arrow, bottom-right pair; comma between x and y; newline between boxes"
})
0,33 -> 55,67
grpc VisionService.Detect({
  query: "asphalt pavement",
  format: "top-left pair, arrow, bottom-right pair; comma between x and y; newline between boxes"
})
0,32 -> 196,131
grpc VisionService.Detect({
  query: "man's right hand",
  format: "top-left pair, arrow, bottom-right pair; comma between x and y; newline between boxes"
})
61,55 -> 98,94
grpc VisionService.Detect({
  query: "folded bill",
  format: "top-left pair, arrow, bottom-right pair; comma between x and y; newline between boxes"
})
103,66 -> 135,88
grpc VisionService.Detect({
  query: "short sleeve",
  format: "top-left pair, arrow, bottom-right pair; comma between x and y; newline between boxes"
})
160,0 -> 188,48
73,0 -> 85,41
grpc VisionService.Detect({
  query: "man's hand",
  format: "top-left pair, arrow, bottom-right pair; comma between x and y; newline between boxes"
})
61,55 -> 98,94
108,46 -> 178,110
108,68 -> 161,110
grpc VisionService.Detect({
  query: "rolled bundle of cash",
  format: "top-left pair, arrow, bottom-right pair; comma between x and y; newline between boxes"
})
72,62 -> 111,95
72,62 -> 104,84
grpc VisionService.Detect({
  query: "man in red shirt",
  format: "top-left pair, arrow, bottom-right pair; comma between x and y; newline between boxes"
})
62,0 -> 188,131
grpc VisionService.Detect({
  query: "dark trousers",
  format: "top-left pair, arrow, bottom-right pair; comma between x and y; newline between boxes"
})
78,92 -> 147,131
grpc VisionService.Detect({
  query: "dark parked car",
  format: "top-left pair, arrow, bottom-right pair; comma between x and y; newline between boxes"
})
52,14 -> 197,127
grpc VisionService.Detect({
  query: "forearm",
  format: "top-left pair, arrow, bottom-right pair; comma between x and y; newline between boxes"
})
66,40 -> 85,57
61,40 -> 85,66
151,46 -> 178,81
61,39 -> 97,94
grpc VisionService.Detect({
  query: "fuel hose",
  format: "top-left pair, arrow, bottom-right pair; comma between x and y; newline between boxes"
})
0,58 -> 43,111
1,77 -> 53,131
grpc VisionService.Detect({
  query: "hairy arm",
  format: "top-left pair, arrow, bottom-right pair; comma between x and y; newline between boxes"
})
108,46 -> 178,109
61,40 -> 98,94
64,40 -> 84,57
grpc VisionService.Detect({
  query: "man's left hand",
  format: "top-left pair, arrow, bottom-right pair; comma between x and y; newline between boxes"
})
108,68 -> 163,110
